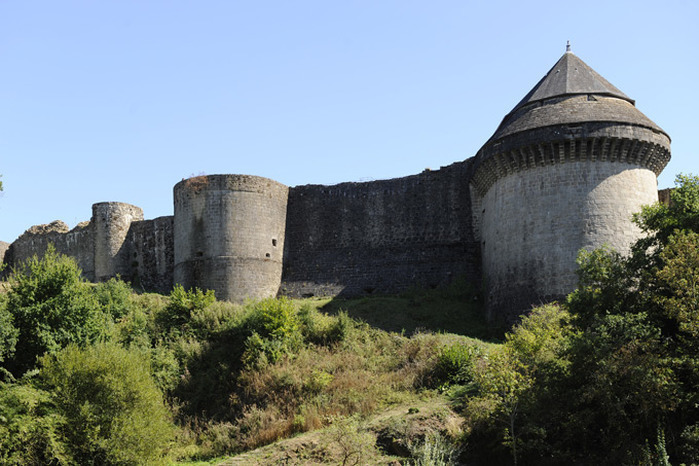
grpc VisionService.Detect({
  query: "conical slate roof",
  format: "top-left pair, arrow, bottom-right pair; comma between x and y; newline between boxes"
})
483,49 -> 668,144
512,50 -> 634,111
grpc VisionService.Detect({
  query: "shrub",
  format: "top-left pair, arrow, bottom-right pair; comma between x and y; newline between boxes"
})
324,415 -> 378,466
160,284 -> 216,332
299,306 -> 353,346
246,297 -> 299,340
241,331 -> 292,369
430,342 -> 481,388
93,277 -> 133,320
408,432 -> 460,466
5,245 -> 110,375
0,381 -> 70,465
41,342 -> 175,465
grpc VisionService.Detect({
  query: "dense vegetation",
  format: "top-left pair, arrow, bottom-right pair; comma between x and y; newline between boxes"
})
1,174 -> 698,465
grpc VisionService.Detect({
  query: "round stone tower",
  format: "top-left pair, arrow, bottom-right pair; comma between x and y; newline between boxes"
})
173,174 -> 288,302
471,47 -> 671,322
92,202 -> 144,282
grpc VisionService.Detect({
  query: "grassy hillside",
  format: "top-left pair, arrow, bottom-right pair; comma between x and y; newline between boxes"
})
0,258 -> 499,465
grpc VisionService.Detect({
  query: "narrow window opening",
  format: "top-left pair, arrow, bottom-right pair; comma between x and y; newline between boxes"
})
272,238 -> 277,247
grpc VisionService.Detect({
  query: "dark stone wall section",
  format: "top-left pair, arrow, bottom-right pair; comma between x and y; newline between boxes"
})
281,160 -> 482,297
127,216 -> 174,294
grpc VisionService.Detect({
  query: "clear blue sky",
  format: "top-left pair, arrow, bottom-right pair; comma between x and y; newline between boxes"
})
1,0 -> 697,242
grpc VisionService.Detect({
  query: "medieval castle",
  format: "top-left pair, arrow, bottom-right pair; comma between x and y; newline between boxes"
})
0,48 -> 671,322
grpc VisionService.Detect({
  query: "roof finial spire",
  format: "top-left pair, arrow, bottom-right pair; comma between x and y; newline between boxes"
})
566,40 -> 571,53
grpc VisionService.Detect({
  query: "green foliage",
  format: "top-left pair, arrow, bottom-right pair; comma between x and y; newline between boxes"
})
93,277 -> 133,320
241,331 -> 291,368
5,245 -> 110,375
41,342 -> 175,465
503,173 -> 699,464
634,173 -> 699,249
161,284 -> 216,332
0,381 -> 70,465
430,342 -> 481,388
299,305 -> 353,346
240,298 -> 303,369
504,304 -> 572,377
246,297 -> 299,340
324,415 -> 378,466
470,348 -> 533,465
0,297 -> 18,366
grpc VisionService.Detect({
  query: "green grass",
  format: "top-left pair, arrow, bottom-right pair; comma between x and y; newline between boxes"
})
298,281 -> 501,342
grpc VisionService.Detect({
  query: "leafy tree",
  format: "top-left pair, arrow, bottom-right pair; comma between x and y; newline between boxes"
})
4,245 -> 110,375
470,348 -> 533,466
554,174 -> 699,463
40,343 -> 175,465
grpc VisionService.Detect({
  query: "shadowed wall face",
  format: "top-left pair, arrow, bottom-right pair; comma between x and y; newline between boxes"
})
281,161 -> 481,298
173,175 -> 288,302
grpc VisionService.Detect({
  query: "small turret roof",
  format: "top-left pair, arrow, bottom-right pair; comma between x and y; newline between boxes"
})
512,49 -> 634,111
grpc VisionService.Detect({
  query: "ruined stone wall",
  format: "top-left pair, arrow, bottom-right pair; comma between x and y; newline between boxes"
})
127,216 -> 174,294
281,160 -> 481,297
3,221 -> 95,280
93,202 -> 144,282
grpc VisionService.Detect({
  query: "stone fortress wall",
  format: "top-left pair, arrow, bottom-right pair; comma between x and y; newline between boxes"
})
0,49 -> 672,321
1,164 -> 482,302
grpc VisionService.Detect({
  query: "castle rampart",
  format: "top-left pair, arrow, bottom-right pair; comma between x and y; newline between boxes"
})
4,221 -> 95,279
281,160 -> 481,297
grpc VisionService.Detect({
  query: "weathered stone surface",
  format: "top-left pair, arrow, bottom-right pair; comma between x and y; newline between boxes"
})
173,175 -> 289,302
480,162 -> 658,323
281,160 -> 481,297
93,202 -> 144,282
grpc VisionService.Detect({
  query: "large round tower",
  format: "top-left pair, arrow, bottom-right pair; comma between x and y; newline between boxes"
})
173,174 -> 288,302
472,47 -> 671,322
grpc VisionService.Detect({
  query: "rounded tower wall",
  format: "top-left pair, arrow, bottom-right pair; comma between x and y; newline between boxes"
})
173,174 -> 288,302
481,160 -> 659,322
92,202 -> 144,282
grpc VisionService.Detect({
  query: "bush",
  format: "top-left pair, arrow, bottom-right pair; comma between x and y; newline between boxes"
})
93,277 -> 133,320
5,245 -> 110,375
160,284 -> 216,332
246,297 -> 299,340
408,432 -> 460,466
299,306 -> 353,346
0,381 -> 70,465
41,343 -> 175,465
430,342 -> 481,388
